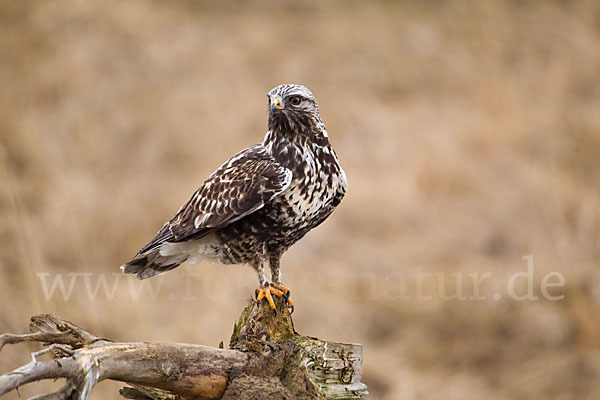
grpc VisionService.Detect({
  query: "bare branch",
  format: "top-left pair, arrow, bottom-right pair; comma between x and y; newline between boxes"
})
29,314 -> 105,345
0,332 -> 79,353
0,298 -> 367,399
0,314 -> 106,355
0,357 -> 78,396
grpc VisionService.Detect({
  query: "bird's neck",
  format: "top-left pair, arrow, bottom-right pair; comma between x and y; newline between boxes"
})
263,124 -> 331,172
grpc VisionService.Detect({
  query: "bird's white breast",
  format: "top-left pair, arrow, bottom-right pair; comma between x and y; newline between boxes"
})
276,143 -> 343,227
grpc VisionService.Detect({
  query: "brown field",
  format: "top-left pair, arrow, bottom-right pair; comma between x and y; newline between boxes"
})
1,1 -> 600,399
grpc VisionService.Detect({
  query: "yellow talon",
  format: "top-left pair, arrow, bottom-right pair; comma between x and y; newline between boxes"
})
255,285 -> 284,310
270,283 -> 294,311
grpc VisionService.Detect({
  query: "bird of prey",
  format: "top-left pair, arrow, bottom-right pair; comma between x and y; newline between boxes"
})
122,84 -> 347,311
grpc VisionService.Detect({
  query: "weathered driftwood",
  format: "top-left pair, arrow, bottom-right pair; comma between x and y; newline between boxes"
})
0,296 -> 367,399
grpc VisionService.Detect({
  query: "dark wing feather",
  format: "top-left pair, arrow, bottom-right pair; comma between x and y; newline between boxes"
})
135,144 -> 291,256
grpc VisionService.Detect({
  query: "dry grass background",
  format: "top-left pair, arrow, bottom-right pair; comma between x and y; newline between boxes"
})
1,0 -> 600,399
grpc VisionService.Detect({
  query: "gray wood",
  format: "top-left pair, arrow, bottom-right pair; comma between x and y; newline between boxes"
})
0,297 -> 367,399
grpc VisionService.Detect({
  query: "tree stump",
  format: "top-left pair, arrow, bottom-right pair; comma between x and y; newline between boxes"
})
0,296 -> 368,399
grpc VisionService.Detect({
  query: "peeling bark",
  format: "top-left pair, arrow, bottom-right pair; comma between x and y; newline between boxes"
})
0,297 -> 367,399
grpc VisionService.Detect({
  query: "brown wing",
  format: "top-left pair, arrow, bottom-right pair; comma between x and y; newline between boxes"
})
135,144 -> 292,256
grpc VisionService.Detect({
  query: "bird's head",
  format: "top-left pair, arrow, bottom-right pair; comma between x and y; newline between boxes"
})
267,84 -> 321,134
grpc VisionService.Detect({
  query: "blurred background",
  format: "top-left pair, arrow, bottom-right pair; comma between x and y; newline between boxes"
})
1,0 -> 600,399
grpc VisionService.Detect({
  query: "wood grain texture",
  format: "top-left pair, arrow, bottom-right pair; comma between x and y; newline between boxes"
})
0,297 -> 367,399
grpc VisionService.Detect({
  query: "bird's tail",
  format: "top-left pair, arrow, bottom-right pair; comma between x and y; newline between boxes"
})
121,249 -> 188,280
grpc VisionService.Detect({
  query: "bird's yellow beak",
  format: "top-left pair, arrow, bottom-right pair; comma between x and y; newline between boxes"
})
270,97 -> 283,111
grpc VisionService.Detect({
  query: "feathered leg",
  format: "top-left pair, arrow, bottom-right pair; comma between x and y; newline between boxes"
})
254,248 -> 269,287
269,252 -> 294,312
254,244 -> 285,312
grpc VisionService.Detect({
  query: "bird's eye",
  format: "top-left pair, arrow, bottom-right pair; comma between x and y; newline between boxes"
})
289,96 -> 301,106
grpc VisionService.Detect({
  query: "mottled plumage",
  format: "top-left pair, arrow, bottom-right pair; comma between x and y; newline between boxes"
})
122,84 -> 347,306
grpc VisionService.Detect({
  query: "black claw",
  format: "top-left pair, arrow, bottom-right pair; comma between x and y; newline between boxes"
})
255,289 -> 259,300
272,308 -> 277,316
256,300 -> 260,307
289,305 -> 295,314
286,290 -> 291,298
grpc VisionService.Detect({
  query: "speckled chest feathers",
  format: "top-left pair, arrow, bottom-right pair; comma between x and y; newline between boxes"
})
216,116 -> 347,264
